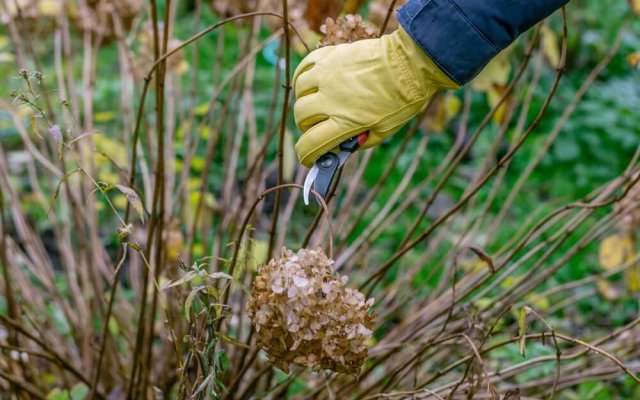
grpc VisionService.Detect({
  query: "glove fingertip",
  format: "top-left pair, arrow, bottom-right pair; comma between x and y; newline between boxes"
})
295,119 -> 340,168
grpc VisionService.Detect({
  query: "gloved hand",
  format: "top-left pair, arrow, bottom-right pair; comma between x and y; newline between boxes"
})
293,26 -> 459,168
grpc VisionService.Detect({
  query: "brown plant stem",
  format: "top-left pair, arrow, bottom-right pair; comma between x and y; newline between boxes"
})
378,0 -> 399,36
89,245 -> 129,398
268,0 -> 292,258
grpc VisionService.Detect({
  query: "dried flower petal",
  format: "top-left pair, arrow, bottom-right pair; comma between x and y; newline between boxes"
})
293,275 -> 309,288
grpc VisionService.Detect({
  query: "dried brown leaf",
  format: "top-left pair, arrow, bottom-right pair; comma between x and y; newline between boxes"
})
48,124 -> 63,159
469,246 -> 495,273
115,184 -> 145,223
304,0 -> 344,33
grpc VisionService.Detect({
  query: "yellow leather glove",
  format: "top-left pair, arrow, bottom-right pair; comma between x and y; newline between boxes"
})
293,26 -> 459,168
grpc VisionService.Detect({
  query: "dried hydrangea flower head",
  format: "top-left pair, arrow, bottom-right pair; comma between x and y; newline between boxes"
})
247,247 -> 375,375
319,14 -> 377,47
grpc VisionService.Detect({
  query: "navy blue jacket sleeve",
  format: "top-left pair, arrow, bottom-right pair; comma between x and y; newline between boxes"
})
398,0 -> 569,85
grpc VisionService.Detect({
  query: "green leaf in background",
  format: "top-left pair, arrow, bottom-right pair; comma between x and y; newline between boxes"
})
70,384 -> 89,400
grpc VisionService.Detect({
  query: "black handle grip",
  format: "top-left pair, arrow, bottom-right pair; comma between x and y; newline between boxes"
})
339,136 -> 361,153
313,152 -> 340,200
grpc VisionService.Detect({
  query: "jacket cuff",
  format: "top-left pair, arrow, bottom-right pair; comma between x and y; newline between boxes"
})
398,0 -> 499,85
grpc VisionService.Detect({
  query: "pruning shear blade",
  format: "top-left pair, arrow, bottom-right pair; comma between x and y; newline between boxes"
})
303,164 -> 320,205
302,132 -> 368,206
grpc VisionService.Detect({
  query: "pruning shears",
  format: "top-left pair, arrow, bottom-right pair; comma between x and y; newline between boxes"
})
303,132 -> 369,205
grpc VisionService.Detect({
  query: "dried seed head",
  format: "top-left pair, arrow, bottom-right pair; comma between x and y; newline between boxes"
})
246,247 -> 375,375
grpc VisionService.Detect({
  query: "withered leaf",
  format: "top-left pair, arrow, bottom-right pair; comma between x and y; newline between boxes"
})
48,124 -> 63,159
115,184 -> 145,223
304,0 -> 344,33
469,246 -> 495,273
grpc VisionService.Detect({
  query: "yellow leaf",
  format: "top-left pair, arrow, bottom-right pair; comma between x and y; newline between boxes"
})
459,259 -> 479,272
175,59 -> 190,75
204,193 -> 217,209
501,275 -> 520,290
187,178 -> 201,191
365,336 -> 377,347
526,294 -> 550,311
631,0 -> 640,17
423,95 -> 447,133
43,373 -> 57,385
248,239 -> 268,272
475,297 -> 492,310
487,85 -> 510,125
200,125 -> 211,139
422,93 -> 460,134
628,53 -> 640,70
445,94 -> 461,119
0,35 -> 9,49
94,134 -> 128,165
188,191 -> 201,209
97,171 -> 119,185
176,121 -> 187,141
599,233 -> 634,269
541,25 -> 560,68
194,102 -> 210,117
192,243 -> 204,258
191,156 -> 205,172
107,316 -> 120,337
187,185 -> 216,228
471,45 -> 514,126
165,224 -> 184,262
94,111 -> 115,122
597,279 -> 621,301
470,47 -> 512,92
112,194 -> 127,209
